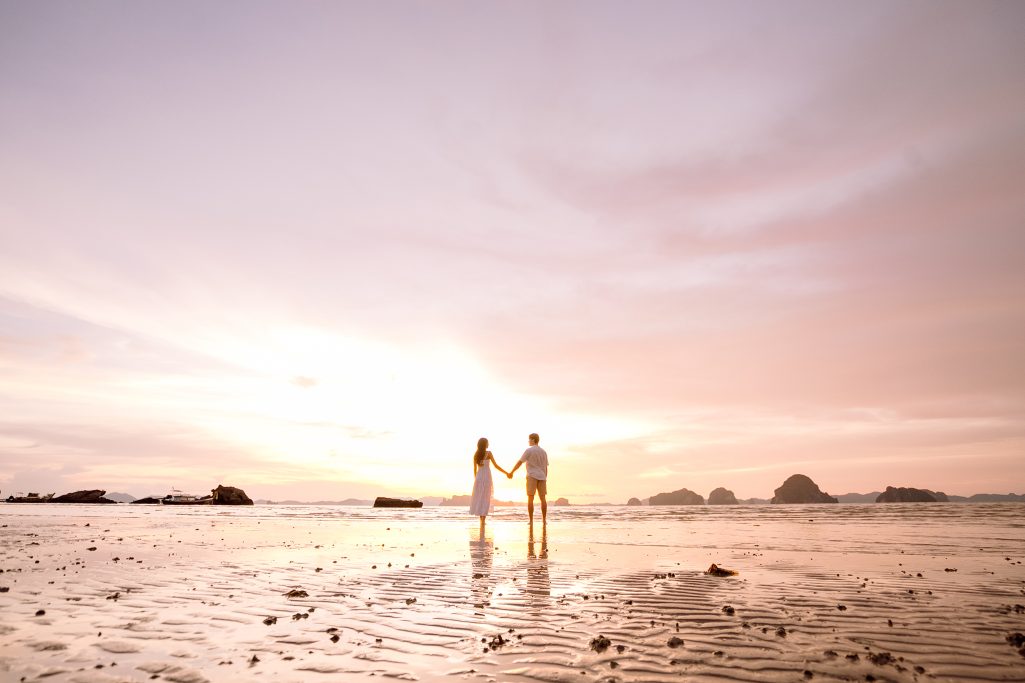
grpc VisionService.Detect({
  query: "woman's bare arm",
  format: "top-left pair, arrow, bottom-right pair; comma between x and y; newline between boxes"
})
489,452 -> 510,476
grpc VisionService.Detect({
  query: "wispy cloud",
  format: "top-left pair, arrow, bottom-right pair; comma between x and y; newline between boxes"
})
1,1 -> 1023,499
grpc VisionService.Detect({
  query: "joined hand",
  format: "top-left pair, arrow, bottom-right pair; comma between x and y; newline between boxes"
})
507,472 -> 513,479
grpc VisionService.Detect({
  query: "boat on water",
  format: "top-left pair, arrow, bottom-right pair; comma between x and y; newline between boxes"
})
160,488 -> 213,505
5,492 -> 55,503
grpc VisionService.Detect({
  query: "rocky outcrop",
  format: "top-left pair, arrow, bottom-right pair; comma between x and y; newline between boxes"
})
770,475 -> 838,504
875,486 -> 940,503
627,497 -> 642,506
649,488 -> 705,505
553,497 -> 570,506
6,492 -> 54,503
708,487 -> 738,505
131,496 -> 162,505
373,497 -> 423,508
53,490 -> 118,504
211,485 -> 254,505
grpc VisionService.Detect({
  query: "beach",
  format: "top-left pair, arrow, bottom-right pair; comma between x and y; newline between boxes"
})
1,503 -> 1024,683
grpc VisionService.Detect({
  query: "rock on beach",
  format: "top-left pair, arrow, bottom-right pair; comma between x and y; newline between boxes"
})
373,497 -> 423,508
771,475 -> 838,504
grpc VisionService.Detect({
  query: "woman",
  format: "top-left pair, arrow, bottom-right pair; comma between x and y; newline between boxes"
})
469,437 -> 509,526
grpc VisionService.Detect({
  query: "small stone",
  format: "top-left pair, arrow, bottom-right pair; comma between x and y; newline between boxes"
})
667,636 -> 685,648
837,604 -> 847,611
867,652 -> 895,666
706,563 -> 737,577
262,616 -> 277,625
722,605 -> 735,615
589,635 -> 612,653
35,609 -> 45,616
775,626 -> 787,637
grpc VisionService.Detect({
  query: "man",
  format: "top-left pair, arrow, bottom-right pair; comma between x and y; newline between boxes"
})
508,432 -> 549,526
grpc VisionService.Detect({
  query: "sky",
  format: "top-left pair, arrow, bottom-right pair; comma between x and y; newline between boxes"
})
1,1 -> 1024,503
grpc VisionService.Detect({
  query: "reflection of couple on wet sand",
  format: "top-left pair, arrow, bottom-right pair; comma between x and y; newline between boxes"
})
468,523 -> 549,615
469,433 -> 549,528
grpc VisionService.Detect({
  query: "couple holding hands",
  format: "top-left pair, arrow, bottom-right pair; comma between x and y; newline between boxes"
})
470,433 -> 549,527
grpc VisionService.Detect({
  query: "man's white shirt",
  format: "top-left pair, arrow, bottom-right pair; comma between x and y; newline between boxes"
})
519,445 -> 548,480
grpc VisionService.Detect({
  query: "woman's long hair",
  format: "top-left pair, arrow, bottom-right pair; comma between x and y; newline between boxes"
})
474,437 -> 488,465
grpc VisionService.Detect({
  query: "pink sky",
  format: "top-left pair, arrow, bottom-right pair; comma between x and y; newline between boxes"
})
1,1 -> 1023,502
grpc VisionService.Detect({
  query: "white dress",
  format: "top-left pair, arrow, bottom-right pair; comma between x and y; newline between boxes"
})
469,456 -> 493,516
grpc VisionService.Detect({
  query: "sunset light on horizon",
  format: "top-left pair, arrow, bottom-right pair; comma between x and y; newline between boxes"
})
2,1 -> 1024,503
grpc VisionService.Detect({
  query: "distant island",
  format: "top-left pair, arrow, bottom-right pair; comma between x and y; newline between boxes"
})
623,474 -> 1025,506
5,476 -> 1023,507
4,485 -> 253,505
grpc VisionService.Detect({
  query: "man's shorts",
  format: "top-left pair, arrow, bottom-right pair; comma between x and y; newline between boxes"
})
526,476 -> 547,497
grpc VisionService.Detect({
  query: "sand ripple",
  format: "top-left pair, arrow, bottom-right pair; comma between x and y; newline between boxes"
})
2,503 -> 1024,682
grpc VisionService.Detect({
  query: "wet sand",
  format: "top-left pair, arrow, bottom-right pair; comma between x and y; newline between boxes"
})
1,503 -> 1024,682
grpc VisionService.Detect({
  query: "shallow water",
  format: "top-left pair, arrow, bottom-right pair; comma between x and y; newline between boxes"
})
1,503 -> 1024,682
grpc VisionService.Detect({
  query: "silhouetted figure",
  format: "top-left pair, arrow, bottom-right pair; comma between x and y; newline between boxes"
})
469,437 -> 510,530
508,432 -> 549,526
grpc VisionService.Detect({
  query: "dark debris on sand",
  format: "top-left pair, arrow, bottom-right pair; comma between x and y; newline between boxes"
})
284,588 -> 308,598
706,563 -> 737,577
589,635 -> 612,653
486,634 -> 508,651
1007,632 -> 1025,657
667,636 -> 685,648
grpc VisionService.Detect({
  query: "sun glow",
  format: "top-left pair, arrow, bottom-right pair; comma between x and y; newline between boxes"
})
172,326 -> 650,497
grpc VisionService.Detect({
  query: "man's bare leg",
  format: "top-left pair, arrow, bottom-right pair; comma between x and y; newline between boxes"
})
539,492 -> 547,525
527,493 -> 535,525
